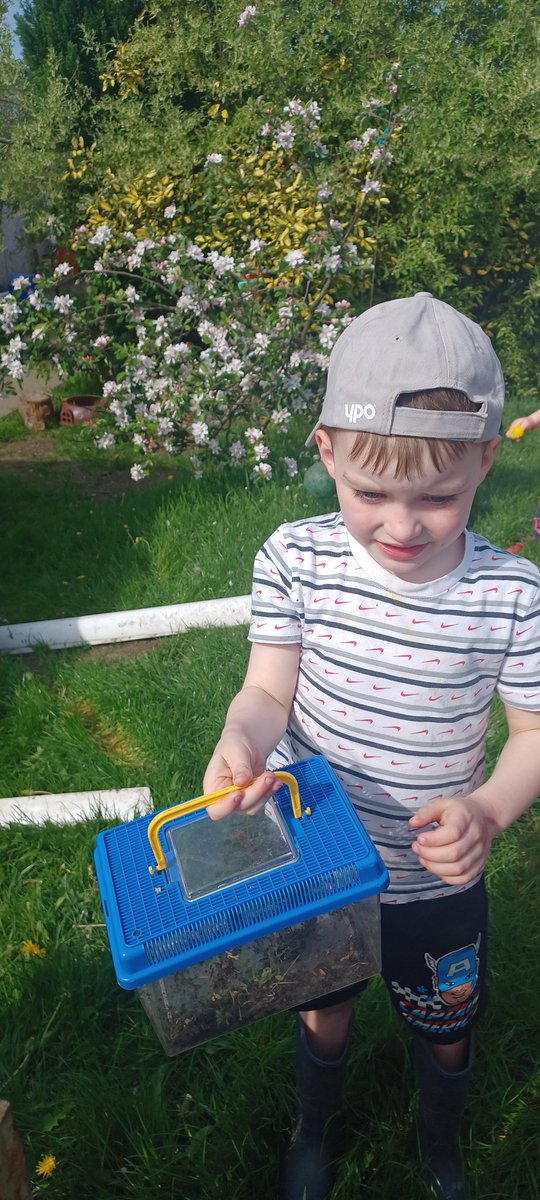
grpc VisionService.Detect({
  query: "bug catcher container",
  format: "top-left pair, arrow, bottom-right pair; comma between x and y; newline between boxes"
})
94,756 -> 389,1055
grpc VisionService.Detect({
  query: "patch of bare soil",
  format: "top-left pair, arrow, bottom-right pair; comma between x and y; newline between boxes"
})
0,435 -> 178,498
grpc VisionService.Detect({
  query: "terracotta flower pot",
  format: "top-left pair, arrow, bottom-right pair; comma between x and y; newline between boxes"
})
59,394 -> 104,426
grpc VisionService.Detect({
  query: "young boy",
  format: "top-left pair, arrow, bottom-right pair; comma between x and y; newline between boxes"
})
204,293 -> 540,1200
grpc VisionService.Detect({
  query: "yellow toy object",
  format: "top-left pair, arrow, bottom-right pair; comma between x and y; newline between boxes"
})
147,770 -> 301,874
507,421 -> 525,440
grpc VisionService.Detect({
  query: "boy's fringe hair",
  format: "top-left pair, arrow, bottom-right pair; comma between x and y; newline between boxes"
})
326,389 -> 482,479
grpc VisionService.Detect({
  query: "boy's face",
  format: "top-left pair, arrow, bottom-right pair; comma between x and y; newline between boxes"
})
315,430 -> 499,584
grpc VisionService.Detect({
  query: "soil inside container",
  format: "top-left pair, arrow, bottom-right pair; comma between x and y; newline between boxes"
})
138,899 -> 380,1055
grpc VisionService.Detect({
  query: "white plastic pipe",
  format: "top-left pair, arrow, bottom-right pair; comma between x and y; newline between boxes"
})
0,786 -> 153,826
0,595 -> 251,654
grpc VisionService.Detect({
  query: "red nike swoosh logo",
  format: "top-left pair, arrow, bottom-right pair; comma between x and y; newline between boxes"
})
391,760 -> 407,766
412,618 -> 428,625
418,763 -> 435,769
334,599 -> 348,605
441,623 -> 458,629
313,597 -> 328,603
373,685 -> 391,691
401,690 -> 417,697
363,753 -> 380,759
490,625 -> 504,632
468,624 -> 481,631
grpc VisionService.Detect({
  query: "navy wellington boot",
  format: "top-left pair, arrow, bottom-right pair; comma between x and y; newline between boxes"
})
414,1034 -> 474,1200
279,1019 -> 350,1200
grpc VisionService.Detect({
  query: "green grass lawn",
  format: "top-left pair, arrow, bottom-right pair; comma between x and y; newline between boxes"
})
1,404 -> 539,1198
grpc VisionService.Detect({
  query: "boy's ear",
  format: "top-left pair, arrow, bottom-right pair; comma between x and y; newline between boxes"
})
479,435 -> 500,480
315,429 -> 336,478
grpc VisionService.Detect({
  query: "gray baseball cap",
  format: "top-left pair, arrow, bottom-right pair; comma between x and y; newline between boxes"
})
306,292 -> 504,445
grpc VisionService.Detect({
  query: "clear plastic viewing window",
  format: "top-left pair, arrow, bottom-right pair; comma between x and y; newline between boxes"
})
166,798 -> 298,901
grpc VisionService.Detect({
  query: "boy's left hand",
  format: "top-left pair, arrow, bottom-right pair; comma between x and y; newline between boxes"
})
409,796 -> 497,885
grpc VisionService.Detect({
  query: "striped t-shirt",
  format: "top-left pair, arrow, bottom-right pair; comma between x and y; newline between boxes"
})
248,513 -> 540,904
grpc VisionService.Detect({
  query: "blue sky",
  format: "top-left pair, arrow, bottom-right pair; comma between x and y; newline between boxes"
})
5,0 -> 22,57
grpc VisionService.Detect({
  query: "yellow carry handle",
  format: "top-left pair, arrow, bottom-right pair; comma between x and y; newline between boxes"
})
147,770 -> 301,874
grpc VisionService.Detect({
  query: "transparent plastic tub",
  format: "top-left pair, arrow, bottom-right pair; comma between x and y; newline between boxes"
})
138,895 -> 381,1054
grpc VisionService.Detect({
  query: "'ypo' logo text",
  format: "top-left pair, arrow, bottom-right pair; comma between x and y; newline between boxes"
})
345,403 -> 376,423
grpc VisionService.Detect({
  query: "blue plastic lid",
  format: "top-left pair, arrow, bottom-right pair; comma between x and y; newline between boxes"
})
94,756 -> 389,989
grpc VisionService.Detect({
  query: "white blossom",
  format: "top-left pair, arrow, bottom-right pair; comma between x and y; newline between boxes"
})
53,295 -> 74,315
97,433 -> 116,449
274,122 -> 295,150
164,343 -> 190,363
88,224 -> 112,246
163,204 -> 177,219
319,323 -> 340,349
271,408 -> 291,426
192,420 -> 210,445
238,5 -> 257,26
322,250 -> 341,273
253,462 -> 272,480
283,456 -> 298,477
284,249 -> 306,268
130,463 -> 146,482
245,426 -> 263,443
362,178 -> 382,194
0,297 -> 20,332
11,275 -> 30,291
185,242 -> 205,261
124,285 -> 140,302
371,145 -> 393,165
53,262 -> 72,278
205,153 -> 224,166
206,250 -> 235,276
94,334 -> 111,348
230,440 -> 246,462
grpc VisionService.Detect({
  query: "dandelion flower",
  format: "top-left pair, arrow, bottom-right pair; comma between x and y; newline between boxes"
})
507,422 -> 525,440
36,1154 -> 57,1178
21,940 -> 45,958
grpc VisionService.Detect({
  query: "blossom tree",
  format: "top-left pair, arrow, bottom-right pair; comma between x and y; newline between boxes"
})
0,76 -> 405,481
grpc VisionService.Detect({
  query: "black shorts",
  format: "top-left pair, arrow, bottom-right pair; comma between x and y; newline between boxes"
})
294,878 -> 488,1044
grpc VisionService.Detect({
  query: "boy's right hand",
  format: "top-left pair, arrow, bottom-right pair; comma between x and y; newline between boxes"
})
203,736 -> 280,820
